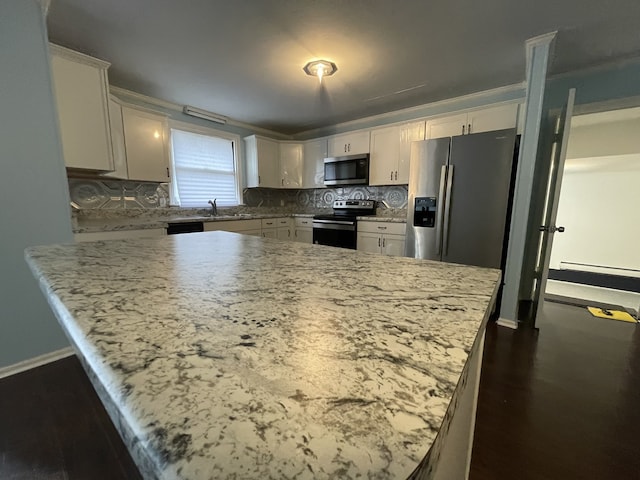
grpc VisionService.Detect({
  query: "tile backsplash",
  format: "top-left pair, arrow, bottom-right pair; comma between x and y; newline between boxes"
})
68,179 -> 408,211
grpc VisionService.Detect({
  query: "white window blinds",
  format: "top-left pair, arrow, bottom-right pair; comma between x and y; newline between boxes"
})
170,129 -> 239,207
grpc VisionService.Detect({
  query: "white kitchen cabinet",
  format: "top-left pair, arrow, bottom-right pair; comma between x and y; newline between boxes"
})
369,121 -> 425,186
279,142 -> 303,188
293,217 -> 313,243
425,103 -> 519,139
74,228 -> 166,242
204,219 -> 261,236
106,99 -> 171,182
245,135 -> 280,188
328,130 -> 370,157
302,138 -> 328,188
50,44 -> 114,171
121,106 -> 170,182
357,221 -> 406,256
276,218 -> 292,240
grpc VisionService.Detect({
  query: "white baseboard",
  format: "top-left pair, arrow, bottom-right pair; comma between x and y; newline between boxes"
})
0,347 -> 74,380
496,318 -> 519,330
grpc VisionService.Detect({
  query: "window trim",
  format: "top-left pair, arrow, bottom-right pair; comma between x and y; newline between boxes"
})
167,119 -> 244,207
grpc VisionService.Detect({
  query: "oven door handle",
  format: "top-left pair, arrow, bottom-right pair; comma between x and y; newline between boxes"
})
312,219 -> 355,226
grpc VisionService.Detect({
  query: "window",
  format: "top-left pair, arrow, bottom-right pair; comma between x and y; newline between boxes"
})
169,125 -> 241,207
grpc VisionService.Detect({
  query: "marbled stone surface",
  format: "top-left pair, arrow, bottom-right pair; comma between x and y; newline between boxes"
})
26,232 -> 499,479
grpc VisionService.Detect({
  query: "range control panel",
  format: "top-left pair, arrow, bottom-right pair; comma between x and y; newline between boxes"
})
414,197 -> 437,227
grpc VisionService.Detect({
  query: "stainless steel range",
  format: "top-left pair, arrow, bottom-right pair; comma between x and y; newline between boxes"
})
313,200 -> 376,249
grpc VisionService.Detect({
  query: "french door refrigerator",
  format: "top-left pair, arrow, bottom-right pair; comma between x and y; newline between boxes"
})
405,129 -> 517,269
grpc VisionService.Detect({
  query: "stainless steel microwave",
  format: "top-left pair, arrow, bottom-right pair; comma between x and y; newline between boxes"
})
323,154 -> 370,186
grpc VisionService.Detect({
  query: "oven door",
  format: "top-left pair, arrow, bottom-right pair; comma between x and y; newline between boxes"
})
312,219 -> 357,249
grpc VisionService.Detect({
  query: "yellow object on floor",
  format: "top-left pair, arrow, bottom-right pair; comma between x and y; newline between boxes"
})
587,307 -> 637,323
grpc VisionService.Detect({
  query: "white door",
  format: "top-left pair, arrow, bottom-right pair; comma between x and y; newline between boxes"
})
531,89 -> 576,323
369,125 -> 400,185
122,107 -> 170,182
398,121 -> 425,184
467,104 -> 518,134
302,138 -> 327,187
262,229 -> 277,239
257,138 -> 280,188
280,143 -> 303,188
357,232 -> 382,254
426,113 -> 468,139
382,234 -> 406,257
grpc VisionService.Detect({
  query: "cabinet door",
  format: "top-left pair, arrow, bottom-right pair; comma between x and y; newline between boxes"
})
426,113 -> 468,139
50,47 -> 114,171
369,125 -> 400,186
382,234 -> 406,257
467,103 -> 518,134
280,143 -> 303,188
302,138 -> 327,188
122,107 -> 170,182
356,232 -> 382,254
294,228 -> 313,244
262,228 -> 277,239
328,131 -> 370,156
277,227 -> 291,241
103,98 -> 128,179
398,121 -> 425,184
257,137 -> 280,188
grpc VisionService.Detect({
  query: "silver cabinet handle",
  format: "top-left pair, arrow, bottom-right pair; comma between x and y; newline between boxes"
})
377,226 -> 387,230
468,123 -> 471,134
395,170 -> 398,180
390,171 -> 393,180
344,144 -> 347,152
166,167 -> 170,178
378,237 -> 381,247
443,165 -> 454,256
462,124 -> 465,135
383,238 -> 385,248
281,178 -> 284,186
258,175 -> 261,184
435,165 -> 447,255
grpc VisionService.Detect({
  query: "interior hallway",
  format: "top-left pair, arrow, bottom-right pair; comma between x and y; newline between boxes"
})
1,301 -> 638,479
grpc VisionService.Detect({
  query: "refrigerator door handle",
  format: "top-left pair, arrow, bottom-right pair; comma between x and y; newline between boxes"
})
442,165 -> 454,256
435,165 -> 447,255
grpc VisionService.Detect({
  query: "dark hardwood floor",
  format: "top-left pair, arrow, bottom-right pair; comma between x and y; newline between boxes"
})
0,301 -> 638,479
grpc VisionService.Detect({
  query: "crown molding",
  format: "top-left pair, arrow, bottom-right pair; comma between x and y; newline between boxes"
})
525,31 -> 557,81
49,43 -> 110,69
293,82 -> 526,139
109,86 -> 290,140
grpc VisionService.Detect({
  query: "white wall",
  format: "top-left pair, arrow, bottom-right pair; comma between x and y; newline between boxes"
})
550,155 -> 640,274
0,0 -> 73,368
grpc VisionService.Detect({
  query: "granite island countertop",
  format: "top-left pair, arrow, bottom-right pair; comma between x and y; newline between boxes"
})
26,232 -> 498,479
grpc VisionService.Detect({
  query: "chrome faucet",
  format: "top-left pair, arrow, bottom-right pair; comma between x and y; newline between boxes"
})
208,199 -> 218,216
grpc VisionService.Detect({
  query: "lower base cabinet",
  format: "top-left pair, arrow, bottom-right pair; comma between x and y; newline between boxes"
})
293,217 -> 313,244
357,221 -> 406,256
75,228 -> 166,242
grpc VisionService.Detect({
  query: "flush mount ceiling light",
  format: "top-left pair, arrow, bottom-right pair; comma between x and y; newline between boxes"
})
303,60 -> 337,83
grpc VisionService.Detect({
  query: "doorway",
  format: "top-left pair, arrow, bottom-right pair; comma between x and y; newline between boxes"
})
544,106 -> 640,318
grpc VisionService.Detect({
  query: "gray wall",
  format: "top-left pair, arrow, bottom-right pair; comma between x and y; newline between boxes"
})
0,0 -> 73,368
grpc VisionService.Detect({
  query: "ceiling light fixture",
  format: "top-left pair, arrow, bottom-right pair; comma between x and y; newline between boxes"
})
183,105 -> 227,124
303,60 -> 337,83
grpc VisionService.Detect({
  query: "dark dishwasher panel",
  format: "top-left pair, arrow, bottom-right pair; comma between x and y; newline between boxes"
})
167,221 -> 204,235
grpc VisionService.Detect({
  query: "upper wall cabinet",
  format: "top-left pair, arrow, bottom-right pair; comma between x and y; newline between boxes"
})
105,98 -> 171,182
279,142 -> 303,188
50,44 -> 114,171
245,135 -> 281,188
369,121 -> 425,186
328,130 -> 370,157
425,103 -> 520,139
302,138 -> 327,188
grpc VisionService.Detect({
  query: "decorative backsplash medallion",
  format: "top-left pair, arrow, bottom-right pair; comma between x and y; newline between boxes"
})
68,179 -> 407,211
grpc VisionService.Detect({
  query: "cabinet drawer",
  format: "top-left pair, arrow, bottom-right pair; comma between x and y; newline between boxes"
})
261,218 -> 287,228
358,221 -> 406,235
294,217 -> 313,228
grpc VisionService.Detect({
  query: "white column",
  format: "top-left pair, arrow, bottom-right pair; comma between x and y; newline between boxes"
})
497,33 -> 557,329
0,0 -> 73,368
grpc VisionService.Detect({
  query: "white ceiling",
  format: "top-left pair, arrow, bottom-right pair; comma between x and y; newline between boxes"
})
46,0 -> 640,135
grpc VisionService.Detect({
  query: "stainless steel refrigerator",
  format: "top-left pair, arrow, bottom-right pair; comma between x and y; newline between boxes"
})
405,129 -> 517,269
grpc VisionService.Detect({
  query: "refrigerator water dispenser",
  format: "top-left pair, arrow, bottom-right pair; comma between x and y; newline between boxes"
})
414,197 -> 437,227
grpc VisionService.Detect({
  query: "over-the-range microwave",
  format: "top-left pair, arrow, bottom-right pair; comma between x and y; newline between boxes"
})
323,153 -> 369,186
